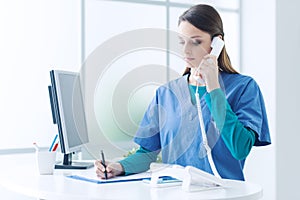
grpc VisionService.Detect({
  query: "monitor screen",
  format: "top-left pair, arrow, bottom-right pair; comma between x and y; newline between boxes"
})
49,70 -> 93,169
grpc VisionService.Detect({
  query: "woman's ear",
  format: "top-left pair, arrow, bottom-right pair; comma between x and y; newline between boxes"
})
217,35 -> 223,40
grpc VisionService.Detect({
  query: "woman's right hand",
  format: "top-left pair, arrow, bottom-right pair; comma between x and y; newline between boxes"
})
94,160 -> 124,179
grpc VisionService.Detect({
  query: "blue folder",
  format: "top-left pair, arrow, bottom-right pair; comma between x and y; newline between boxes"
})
66,175 -> 178,184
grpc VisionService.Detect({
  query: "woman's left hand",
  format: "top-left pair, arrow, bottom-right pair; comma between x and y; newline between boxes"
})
198,54 -> 220,92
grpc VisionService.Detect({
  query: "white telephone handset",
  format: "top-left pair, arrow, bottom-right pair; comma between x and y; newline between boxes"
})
193,36 -> 225,84
210,36 -> 225,58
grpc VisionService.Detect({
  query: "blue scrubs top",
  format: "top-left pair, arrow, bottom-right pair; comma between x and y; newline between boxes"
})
134,72 -> 271,180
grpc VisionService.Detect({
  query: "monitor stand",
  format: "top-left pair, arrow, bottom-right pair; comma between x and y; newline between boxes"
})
55,153 -> 94,169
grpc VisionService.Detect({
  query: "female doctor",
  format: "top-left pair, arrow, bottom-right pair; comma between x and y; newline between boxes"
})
95,4 -> 271,181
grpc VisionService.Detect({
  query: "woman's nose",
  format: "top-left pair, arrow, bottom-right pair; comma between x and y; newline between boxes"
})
183,42 -> 192,55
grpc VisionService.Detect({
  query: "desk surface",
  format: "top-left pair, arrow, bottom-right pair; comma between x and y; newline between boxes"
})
0,153 -> 262,200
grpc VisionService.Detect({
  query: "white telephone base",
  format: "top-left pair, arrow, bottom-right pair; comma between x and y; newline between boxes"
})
149,164 -> 227,192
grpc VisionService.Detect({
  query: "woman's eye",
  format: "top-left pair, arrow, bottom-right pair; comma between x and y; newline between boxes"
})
192,40 -> 201,45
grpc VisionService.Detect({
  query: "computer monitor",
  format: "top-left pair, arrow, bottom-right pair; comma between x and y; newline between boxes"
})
48,70 -> 93,169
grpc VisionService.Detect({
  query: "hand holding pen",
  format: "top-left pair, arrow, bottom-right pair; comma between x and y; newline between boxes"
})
94,151 -> 124,179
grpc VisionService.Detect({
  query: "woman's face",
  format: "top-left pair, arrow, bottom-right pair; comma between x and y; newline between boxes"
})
178,21 -> 212,69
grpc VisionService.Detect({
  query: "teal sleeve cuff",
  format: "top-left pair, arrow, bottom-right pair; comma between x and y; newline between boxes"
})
205,88 -> 256,160
118,147 -> 158,176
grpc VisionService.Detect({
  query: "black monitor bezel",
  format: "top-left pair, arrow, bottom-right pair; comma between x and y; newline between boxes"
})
49,70 -> 88,154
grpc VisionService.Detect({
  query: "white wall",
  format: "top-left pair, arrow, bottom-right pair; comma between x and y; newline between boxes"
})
242,1 -> 300,199
241,0 -> 276,200
276,0 -> 300,199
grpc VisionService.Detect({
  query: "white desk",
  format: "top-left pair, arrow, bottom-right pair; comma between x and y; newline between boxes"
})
0,153 -> 263,200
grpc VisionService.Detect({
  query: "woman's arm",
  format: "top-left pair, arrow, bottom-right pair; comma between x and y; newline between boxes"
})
118,146 -> 158,175
205,88 -> 256,160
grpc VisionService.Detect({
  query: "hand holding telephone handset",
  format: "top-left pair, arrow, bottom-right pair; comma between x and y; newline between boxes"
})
193,36 -> 225,85
193,36 -> 224,179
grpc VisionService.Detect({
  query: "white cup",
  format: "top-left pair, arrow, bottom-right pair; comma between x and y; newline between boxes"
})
36,150 -> 57,175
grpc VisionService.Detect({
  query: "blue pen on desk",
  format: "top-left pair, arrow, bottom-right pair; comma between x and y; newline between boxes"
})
49,134 -> 58,152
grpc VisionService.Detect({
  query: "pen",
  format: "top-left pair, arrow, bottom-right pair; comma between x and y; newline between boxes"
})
52,143 -> 59,151
100,150 -> 108,179
49,134 -> 58,152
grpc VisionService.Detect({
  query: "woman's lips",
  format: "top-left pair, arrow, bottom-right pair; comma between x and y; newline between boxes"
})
184,57 -> 195,62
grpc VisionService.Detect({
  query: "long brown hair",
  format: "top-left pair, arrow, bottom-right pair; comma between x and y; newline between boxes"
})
179,4 -> 238,76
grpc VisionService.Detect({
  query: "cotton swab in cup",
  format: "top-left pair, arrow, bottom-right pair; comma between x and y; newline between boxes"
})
33,142 -> 40,151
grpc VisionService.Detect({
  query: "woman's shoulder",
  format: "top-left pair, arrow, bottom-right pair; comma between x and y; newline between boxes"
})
221,72 -> 258,88
220,72 -> 262,99
221,71 -> 254,81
